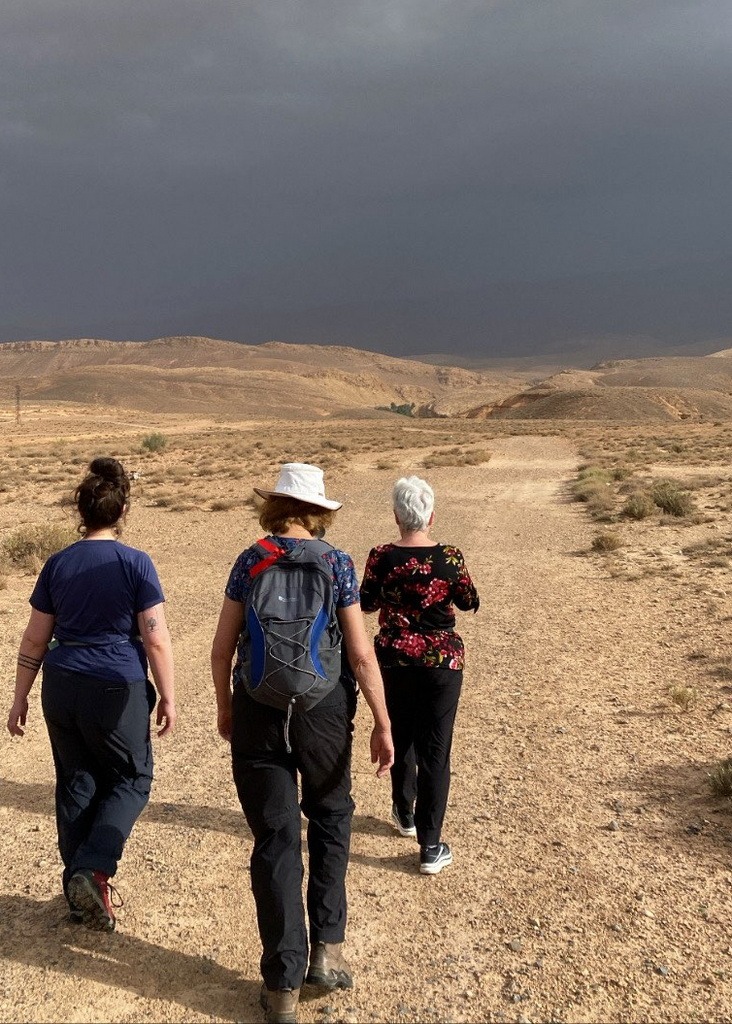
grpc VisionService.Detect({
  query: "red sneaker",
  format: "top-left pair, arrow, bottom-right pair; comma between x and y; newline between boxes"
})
67,869 -> 123,931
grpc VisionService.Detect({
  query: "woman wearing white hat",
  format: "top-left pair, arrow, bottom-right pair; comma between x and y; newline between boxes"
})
211,463 -> 393,1024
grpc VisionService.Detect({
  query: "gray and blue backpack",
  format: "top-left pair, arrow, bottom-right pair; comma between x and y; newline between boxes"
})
240,538 -> 342,717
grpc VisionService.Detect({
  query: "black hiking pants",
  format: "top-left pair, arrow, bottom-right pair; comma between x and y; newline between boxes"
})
231,683 -> 356,991
383,666 -> 463,848
41,665 -> 155,894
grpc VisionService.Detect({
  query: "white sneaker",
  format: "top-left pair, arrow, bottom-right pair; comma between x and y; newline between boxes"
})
419,842 -> 453,875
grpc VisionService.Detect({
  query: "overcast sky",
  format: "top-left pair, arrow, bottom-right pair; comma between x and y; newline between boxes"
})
1,1 -> 731,357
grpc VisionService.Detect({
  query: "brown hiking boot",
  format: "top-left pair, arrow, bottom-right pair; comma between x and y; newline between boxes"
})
259,985 -> 300,1024
67,869 -> 122,931
306,942 -> 353,990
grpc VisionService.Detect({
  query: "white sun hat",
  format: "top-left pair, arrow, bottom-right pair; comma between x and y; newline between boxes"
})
253,462 -> 342,510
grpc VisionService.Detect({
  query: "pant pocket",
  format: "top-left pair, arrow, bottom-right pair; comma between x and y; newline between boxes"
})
97,685 -> 131,732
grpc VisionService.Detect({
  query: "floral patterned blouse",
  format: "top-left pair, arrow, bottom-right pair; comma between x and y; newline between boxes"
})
360,543 -> 479,670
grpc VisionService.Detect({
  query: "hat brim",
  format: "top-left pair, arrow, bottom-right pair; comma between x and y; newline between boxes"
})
253,487 -> 342,511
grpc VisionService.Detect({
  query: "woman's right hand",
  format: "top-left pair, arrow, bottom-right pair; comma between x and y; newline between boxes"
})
217,700 -> 232,743
156,697 -> 177,737
6,698 -> 28,737
370,724 -> 395,778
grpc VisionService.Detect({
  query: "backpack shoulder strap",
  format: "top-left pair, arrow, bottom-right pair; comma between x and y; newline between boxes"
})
249,537 -> 286,578
301,538 -> 336,557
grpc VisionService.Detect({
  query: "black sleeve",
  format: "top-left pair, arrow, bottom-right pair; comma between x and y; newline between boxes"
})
359,547 -> 384,613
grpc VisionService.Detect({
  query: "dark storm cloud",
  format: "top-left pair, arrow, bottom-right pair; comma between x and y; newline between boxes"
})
1,1 -> 731,355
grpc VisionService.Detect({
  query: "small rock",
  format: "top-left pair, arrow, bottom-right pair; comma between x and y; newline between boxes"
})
655,965 -> 669,976
606,820 -> 620,832
508,938 -> 524,953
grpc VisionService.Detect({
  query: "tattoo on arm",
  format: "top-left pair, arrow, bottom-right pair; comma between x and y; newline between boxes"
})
145,615 -> 158,633
18,653 -> 43,670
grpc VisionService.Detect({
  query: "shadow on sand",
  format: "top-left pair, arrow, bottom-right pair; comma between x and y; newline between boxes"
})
0,893 -> 258,1021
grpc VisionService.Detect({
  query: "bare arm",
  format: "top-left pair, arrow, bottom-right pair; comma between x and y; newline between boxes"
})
7,608 -> 55,737
137,603 -> 176,737
211,596 -> 244,742
337,603 -> 394,777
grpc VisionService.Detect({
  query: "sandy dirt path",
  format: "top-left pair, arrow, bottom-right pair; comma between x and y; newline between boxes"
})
2,434 -> 732,1024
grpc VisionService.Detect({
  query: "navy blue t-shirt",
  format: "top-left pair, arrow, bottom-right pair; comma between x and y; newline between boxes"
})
30,539 -> 164,683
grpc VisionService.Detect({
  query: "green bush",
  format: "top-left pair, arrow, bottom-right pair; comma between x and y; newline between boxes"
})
376,402 -> 415,417
651,479 -> 695,517
2,523 -> 76,573
591,530 -> 623,553
572,466 -> 613,506
708,759 -> 732,799
141,432 -> 168,453
622,491 -> 657,520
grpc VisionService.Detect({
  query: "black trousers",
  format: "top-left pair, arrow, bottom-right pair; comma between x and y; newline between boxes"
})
231,685 -> 355,991
41,665 -> 154,892
383,666 -> 463,848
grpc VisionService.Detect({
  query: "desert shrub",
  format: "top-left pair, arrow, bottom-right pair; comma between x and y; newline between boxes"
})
2,523 -> 76,573
622,491 -> 657,520
651,480 -> 695,517
423,448 -> 492,469
463,449 -> 492,466
668,685 -> 698,711
585,487 -> 616,519
376,402 -> 415,417
210,499 -> 237,511
376,459 -> 396,470
591,530 -> 623,553
610,465 -> 634,481
572,466 -> 612,504
141,432 -> 167,453
708,759 -> 732,799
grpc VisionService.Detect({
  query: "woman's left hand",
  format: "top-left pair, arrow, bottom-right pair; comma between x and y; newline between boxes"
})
156,697 -> 177,737
6,698 -> 28,737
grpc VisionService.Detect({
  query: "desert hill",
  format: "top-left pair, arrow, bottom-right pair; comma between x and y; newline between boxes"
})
0,337 -> 533,419
462,353 -> 732,422
5,337 -> 732,422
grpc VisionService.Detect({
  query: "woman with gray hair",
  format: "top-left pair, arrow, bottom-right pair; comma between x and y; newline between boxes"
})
360,476 -> 479,875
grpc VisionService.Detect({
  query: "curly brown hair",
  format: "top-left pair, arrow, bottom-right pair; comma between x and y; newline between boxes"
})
258,496 -> 336,536
75,457 -> 130,534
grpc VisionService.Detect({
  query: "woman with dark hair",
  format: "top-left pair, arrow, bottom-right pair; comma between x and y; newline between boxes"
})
6,457 -> 176,931
361,475 -> 479,876
211,462 -> 393,1024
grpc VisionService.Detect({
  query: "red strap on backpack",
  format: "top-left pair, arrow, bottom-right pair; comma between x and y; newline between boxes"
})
249,537 -> 286,578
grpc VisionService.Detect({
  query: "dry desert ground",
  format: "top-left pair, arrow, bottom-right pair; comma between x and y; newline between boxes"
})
1,406 -> 732,1024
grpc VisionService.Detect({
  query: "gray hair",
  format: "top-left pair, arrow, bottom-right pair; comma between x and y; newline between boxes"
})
393,475 -> 435,531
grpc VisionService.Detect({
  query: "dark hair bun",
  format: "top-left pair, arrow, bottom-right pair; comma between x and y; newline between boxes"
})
89,457 -> 126,484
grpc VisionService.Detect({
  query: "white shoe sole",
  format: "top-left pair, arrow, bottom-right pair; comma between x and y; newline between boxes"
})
420,851 -> 453,875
